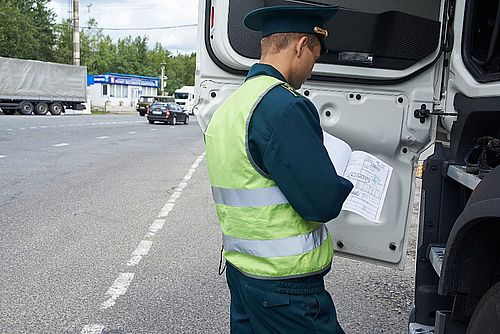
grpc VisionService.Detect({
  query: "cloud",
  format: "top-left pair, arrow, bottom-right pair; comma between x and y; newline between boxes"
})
48,0 -> 198,53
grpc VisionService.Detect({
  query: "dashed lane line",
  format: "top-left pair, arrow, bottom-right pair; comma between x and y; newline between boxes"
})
0,155 -> 6,159
97,136 -> 109,139
101,273 -> 135,310
52,143 -> 70,147
5,120 -> 146,132
81,325 -> 104,334
83,152 -> 206,331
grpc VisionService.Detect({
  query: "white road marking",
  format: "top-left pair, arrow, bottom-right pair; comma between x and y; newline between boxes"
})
53,143 -> 70,147
40,126 -> 48,128
101,273 -> 135,309
97,136 -> 109,139
81,324 -> 104,334
150,128 -> 158,131
158,203 -> 175,218
127,240 -> 153,267
19,128 -> 25,130
0,155 -> 6,159
146,219 -> 166,237
88,152 -> 206,329
6,129 -> 13,131
29,127 -> 37,129
128,132 -> 136,134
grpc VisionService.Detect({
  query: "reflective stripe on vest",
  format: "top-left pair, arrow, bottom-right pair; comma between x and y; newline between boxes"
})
223,224 -> 328,257
212,186 -> 289,207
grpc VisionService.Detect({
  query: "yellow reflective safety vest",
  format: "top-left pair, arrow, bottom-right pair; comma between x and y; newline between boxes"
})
205,75 -> 333,279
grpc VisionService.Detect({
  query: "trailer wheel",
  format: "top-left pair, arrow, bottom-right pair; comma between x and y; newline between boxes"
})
49,102 -> 64,115
34,103 -> 49,115
467,281 -> 500,334
18,101 -> 34,115
2,109 -> 16,115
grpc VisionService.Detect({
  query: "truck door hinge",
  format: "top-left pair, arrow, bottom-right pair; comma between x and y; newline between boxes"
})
413,104 -> 457,123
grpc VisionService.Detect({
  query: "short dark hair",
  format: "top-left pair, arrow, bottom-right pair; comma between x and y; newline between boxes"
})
260,33 -> 319,55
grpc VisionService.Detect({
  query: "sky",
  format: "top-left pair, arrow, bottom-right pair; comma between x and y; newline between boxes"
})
48,0 -> 199,54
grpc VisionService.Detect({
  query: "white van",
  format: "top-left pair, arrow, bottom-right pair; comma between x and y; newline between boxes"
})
174,86 -> 195,115
196,1 -> 500,333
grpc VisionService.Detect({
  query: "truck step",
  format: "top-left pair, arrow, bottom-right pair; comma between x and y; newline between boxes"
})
409,322 -> 435,334
429,246 -> 445,277
447,165 -> 481,190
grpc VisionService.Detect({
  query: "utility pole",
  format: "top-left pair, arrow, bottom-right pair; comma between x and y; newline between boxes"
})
160,62 -> 166,96
72,0 -> 80,66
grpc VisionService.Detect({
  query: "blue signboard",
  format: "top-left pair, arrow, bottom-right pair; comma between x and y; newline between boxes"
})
88,73 -> 159,88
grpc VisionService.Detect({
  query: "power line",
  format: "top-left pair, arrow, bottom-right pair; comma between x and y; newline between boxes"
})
82,23 -> 197,31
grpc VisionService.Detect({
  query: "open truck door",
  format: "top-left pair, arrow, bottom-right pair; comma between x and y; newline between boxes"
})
196,1 -> 500,332
196,0 -> 449,269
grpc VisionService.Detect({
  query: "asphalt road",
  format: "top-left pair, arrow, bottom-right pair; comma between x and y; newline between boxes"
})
0,114 -> 418,334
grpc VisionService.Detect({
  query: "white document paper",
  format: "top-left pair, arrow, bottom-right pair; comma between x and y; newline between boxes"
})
323,131 -> 393,223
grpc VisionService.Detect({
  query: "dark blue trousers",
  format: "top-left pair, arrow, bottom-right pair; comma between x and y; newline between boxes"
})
226,262 -> 346,334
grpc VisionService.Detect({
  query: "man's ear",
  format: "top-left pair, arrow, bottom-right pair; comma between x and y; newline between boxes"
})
295,36 -> 309,57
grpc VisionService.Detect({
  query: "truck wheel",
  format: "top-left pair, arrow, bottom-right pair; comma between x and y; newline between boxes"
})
466,281 -> 500,334
184,116 -> 189,125
18,101 -> 34,115
34,103 -> 49,115
148,120 -> 154,124
139,111 -> 146,116
2,109 -> 16,115
49,102 -> 64,115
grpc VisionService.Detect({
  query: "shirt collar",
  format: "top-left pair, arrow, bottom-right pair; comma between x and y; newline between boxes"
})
246,63 -> 288,83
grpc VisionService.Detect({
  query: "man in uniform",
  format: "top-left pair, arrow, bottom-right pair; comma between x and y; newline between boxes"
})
204,5 -> 353,334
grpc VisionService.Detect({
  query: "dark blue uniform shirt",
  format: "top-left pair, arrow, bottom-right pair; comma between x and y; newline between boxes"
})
247,63 -> 353,222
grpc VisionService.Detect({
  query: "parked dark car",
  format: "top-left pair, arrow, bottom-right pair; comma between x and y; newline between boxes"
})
147,102 -> 189,125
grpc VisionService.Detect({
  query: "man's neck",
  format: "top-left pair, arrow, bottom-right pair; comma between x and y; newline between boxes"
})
260,54 -> 292,83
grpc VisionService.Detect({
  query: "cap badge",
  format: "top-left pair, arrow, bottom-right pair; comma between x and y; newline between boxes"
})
313,26 -> 328,37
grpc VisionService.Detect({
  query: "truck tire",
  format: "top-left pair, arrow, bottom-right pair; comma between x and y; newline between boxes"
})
49,102 -> 64,115
2,109 -> 16,115
18,101 -> 34,115
34,103 -> 49,115
466,281 -> 500,334
139,111 -> 146,116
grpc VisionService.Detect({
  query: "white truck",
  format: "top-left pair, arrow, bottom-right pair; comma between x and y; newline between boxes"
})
195,1 -> 500,333
0,57 -> 87,115
174,86 -> 195,115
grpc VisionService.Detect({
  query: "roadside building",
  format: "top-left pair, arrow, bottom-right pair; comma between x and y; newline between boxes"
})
87,73 -> 159,112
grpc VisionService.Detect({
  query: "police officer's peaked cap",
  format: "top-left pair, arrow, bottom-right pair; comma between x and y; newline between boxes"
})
243,5 -> 339,55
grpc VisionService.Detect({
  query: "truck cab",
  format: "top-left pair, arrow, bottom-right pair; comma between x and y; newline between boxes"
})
174,86 -> 196,115
195,0 -> 500,333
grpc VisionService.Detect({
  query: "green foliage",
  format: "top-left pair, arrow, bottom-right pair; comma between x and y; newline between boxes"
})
0,4 -> 196,90
0,0 -> 56,61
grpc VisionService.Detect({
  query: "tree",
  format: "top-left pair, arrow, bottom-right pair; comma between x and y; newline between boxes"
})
0,0 -> 56,61
53,19 -> 73,64
164,52 -> 196,94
